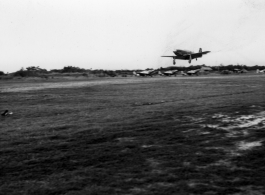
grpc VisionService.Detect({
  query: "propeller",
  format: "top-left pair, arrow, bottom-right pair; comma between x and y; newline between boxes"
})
189,55 -> 192,63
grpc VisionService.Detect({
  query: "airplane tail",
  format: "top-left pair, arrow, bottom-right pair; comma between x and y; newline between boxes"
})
150,69 -> 158,75
199,48 -> 202,53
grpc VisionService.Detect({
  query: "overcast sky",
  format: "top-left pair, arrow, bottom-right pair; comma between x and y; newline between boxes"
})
1,0 -> 265,72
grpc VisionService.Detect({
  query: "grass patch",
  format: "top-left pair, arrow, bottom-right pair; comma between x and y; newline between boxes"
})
1,76 -> 265,194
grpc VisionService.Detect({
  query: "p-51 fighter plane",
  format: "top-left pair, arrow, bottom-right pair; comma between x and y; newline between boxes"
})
159,70 -> 178,76
162,48 -> 210,65
181,69 -> 200,76
186,69 -> 200,76
133,69 -> 158,77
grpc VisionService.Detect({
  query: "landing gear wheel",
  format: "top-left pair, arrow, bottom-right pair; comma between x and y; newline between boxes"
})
189,55 -> 192,63
173,60 -> 176,65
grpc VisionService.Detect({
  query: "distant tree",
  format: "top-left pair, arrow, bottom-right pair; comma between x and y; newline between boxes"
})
26,66 -> 47,73
104,70 -> 117,77
82,73 -> 89,77
62,66 -> 86,73
13,66 -> 47,77
50,69 -> 62,73
115,69 -> 133,76
14,68 -> 28,77
0,71 -> 5,76
26,66 -> 39,71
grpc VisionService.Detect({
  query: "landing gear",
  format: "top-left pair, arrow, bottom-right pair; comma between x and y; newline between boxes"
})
189,55 -> 192,63
173,59 -> 176,65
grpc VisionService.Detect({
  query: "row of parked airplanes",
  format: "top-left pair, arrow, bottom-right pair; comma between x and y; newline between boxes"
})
133,67 -> 265,77
133,69 -> 201,77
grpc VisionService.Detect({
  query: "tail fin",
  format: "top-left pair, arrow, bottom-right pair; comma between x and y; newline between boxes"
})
150,69 -> 157,75
199,48 -> 202,53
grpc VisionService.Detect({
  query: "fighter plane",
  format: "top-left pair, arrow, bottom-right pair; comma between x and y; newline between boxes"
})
162,48 -> 210,65
257,69 -> 265,73
181,69 -> 200,76
133,69 -> 158,77
158,70 -> 178,76
186,69 -> 200,76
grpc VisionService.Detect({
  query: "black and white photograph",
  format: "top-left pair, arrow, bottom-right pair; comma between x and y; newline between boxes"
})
1,0 -> 265,194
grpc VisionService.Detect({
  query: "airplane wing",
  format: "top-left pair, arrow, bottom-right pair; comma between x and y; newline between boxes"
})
187,69 -> 200,74
161,56 -> 185,60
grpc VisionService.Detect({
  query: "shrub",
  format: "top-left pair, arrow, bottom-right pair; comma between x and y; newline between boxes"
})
13,66 -> 48,77
14,68 -> 30,77
62,66 -> 86,73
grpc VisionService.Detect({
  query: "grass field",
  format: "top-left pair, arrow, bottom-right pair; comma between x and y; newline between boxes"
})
1,75 -> 265,195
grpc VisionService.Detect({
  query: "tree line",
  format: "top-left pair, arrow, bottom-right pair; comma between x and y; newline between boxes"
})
0,64 -> 265,78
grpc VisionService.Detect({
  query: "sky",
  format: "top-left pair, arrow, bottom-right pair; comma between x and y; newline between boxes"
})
1,0 -> 265,72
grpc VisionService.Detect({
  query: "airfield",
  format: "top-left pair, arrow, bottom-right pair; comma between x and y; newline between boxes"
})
1,74 -> 265,194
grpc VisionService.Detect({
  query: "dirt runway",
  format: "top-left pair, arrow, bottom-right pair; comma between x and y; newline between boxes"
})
1,74 -> 263,92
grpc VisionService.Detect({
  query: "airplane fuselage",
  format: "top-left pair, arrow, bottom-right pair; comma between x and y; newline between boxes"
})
159,70 -> 178,76
134,70 -> 157,77
173,50 -> 203,60
174,49 -> 193,55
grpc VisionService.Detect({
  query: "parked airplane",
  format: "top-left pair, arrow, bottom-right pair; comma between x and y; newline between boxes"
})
233,69 -> 248,73
257,69 -> 265,73
133,69 -> 158,77
181,71 -> 188,76
158,70 -> 178,76
187,69 -> 200,75
162,48 -> 210,65
181,69 -> 200,76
